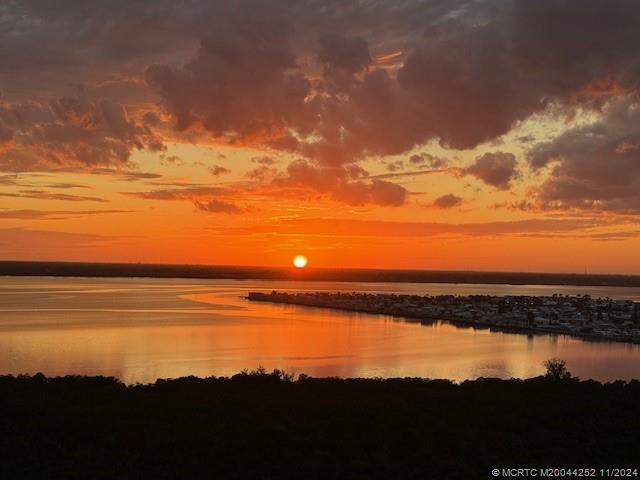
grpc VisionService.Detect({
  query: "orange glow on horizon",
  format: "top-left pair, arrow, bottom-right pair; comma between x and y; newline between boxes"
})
2,142 -> 640,275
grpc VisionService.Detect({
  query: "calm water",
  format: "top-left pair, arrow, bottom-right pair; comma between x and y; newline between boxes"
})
1,276 -> 640,384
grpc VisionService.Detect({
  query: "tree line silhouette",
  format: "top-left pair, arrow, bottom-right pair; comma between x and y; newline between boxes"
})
1,362 -> 638,479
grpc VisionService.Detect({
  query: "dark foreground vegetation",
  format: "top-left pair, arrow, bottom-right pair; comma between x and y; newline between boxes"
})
3,260 -> 640,287
1,366 -> 639,479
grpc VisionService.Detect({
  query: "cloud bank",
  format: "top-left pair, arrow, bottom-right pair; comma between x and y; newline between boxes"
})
3,1 -> 640,210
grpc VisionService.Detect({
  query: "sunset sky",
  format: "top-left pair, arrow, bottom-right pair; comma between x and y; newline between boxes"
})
2,1 -> 640,273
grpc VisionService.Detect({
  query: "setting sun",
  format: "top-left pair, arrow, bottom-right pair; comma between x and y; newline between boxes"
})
293,255 -> 308,268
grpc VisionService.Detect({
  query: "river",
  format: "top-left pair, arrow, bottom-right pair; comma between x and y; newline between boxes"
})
1,276 -> 640,383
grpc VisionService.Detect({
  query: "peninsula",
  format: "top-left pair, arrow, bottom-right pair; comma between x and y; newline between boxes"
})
248,291 -> 640,343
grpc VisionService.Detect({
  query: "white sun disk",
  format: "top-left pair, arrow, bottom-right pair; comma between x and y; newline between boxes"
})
293,255 -> 308,268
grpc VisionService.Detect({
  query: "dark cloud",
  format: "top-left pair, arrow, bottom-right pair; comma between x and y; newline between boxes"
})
159,153 -> 182,165
0,0 -> 205,99
245,165 -> 279,182
122,186 -> 227,201
252,156 -> 277,165
0,174 -> 89,188
75,167 -> 162,181
516,135 -> 535,144
385,160 -> 404,172
433,194 -> 463,209
0,209 -> 128,219
4,0 -> 640,211
106,170 -> 163,182
527,96 -> 640,213
193,200 -> 244,214
317,33 -> 372,93
587,231 -> 640,242
208,165 -> 231,176
512,1 -> 640,94
464,152 -> 518,190
369,179 -> 407,207
276,159 -> 407,206
144,7 -> 312,139
396,22 -> 524,150
0,174 -> 19,185
0,0 -> 461,91
41,182 -> 90,189
122,185 -> 246,212
369,168 -> 446,181
409,153 -> 448,168
140,3 -> 509,164
139,0 -> 640,194
243,158 -> 407,207
0,95 -> 163,172
0,189 -> 107,202
318,33 -> 371,75
345,164 -> 369,179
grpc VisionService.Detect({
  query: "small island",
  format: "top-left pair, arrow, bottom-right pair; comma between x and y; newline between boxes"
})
248,291 -> 640,343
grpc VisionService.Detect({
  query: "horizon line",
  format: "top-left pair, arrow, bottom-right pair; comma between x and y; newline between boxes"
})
1,258 -> 639,277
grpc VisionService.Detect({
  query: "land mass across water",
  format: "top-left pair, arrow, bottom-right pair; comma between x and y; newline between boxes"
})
2,260 -> 640,287
248,291 -> 640,343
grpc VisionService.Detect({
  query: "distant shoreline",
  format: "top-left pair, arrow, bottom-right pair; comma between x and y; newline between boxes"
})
2,260 -> 640,287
